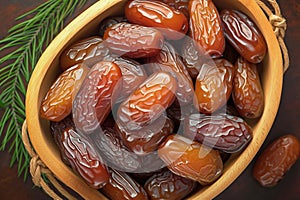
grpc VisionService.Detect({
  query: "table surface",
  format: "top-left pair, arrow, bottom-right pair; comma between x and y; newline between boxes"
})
0,0 -> 299,199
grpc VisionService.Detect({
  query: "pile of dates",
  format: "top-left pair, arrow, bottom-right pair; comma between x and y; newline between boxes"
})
40,0 -> 272,199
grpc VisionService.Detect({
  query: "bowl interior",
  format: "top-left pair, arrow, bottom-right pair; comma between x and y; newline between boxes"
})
26,0 -> 283,199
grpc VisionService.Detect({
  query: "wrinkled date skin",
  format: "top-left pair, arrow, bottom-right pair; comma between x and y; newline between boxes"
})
253,135 -> 300,187
50,115 -> 75,166
99,16 -> 128,37
232,57 -> 264,118
103,22 -> 164,58
73,61 -> 122,134
116,72 -> 177,131
158,134 -> 223,185
194,58 -> 235,114
113,57 -> 147,102
146,42 -> 194,105
160,0 -> 189,18
101,168 -> 149,200
184,113 -> 253,153
60,37 -> 110,70
116,115 -> 174,155
221,9 -> 267,63
125,0 -> 188,40
92,124 -> 142,172
61,127 -> 109,189
41,64 -> 89,122
144,169 -> 196,200
181,38 -> 209,79
189,0 -> 225,58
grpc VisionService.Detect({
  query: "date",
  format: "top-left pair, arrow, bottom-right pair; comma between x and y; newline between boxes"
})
113,57 -> 147,102
232,57 -> 264,118
158,134 -> 223,185
220,9 -> 267,63
146,42 -> 194,105
189,0 -> 225,58
116,72 -> 177,131
101,168 -> 149,200
99,16 -> 127,37
60,37 -> 110,70
160,0 -> 189,18
61,127 -> 109,189
194,58 -> 235,114
184,113 -> 253,153
92,124 -> 142,172
125,0 -> 188,40
41,64 -> 89,122
253,135 -> 300,187
144,169 -> 196,200
116,115 -> 174,155
73,61 -> 122,134
103,22 -> 164,58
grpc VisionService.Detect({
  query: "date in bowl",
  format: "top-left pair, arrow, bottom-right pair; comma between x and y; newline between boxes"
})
26,0 -> 283,199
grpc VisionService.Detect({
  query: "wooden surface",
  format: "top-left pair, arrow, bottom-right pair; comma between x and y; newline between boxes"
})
0,0 -> 299,199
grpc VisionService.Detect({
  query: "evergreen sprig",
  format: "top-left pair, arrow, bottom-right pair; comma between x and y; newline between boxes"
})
0,0 -> 88,180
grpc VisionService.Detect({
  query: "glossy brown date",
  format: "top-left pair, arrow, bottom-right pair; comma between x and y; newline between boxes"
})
144,169 -> 196,200
189,0 -> 225,58
73,61 -> 122,134
61,127 -> 109,189
113,57 -> 147,102
125,0 -> 188,40
101,168 -> 149,200
158,134 -> 223,185
194,58 -> 235,114
160,0 -> 189,18
60,37 -> 110,70
41,64 -> 89,122
220,9 -> 267,63
99,16 -> 127,37
116,72 -> 177,131
116,115 -> 174,155
103,22 -> 164,58
253,135 -> 300,187
146,42 -> 194,105
184,113 -> 253,153
92,123 -> 142,172
232,57 -> 264,118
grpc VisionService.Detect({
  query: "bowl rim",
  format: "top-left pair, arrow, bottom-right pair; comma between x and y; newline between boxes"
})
26,0 -> 283,199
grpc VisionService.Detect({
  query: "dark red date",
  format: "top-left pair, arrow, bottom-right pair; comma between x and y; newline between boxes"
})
125,0 -> 188,40
144,169 -> 196,200
146,42 -> 194,105
60,37 -> 110,70
103,22 -> 164,58
253,135 -> 300,187
101,168 -> 149,200
160,0 -> 189,18
116,115 -> 174,155
220,10 -> 267,63
232,57 -> 264,118
116,72 -> 177,131
184,113 -> 253,153
61,127 -> 109,189
99,16 -> 127,37
73,61 -> 122,134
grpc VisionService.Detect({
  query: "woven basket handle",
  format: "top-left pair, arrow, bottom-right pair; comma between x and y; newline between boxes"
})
22,1 -> 290,199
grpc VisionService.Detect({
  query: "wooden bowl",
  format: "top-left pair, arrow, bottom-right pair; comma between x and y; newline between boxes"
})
26,0 -> 283,199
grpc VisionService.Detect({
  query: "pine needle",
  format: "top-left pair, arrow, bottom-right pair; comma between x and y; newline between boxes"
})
0,0 -> 88,181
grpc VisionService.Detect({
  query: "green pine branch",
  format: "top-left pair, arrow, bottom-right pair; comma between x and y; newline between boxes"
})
0,0 -> 89,180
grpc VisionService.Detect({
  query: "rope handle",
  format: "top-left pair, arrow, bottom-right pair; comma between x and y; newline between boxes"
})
256,0 -> 289,72
21,1 -> 290,199
22,121 -> 77,200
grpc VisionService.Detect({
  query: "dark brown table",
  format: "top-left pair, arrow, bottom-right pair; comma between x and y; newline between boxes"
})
0,0 -> 299,199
